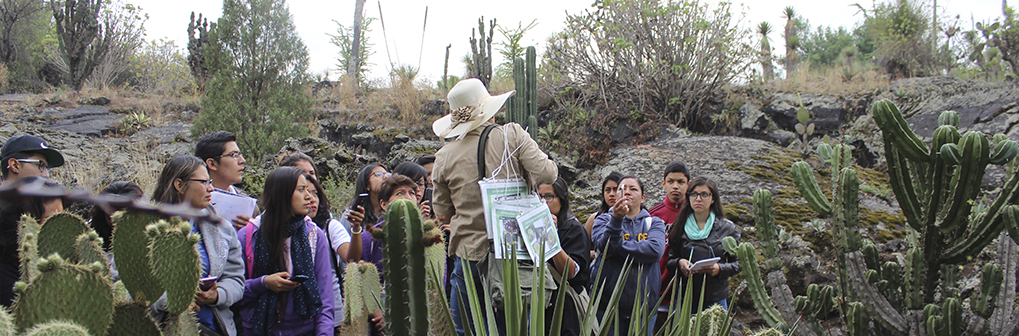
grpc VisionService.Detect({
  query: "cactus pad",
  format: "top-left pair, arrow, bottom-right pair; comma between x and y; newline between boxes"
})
19,232 -> 39,283
106,303 -> 160,336
73,232 -> 109,277
12,262 -> 113,335
22,321 -> 91,336
146,220 -> 201,316
162,308 -> 200,336
37,212 -> 88,264
18,215 -> 40,252
0,307 -> 13,336
111,211 -> 163,304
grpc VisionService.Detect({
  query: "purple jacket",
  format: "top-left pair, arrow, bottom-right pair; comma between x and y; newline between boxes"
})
361,221 -> 384,275
236,223 -> 335,336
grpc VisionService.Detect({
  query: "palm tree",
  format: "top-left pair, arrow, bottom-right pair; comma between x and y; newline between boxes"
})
758,22 -> 775,81
782,6 -> 799,76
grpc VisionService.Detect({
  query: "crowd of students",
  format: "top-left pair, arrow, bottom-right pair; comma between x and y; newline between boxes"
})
0,79 -> 743,336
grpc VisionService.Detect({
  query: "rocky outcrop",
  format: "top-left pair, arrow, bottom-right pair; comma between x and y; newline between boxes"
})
35,106 -> 123,137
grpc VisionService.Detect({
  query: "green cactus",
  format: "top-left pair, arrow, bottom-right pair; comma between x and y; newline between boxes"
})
145,220 -> 201,316
793,284 -> 834,319
508,46 -> 539,139
972,263 -> 1003,318
752,190 -> 781,270
422,221 -> 453,335
106,303 -> 161,336
161,308 -> 200,336
12,256 -> 114,335
937,110 -> 960,127
845,302 -> 869,336
735,243 -> 787,331
73,232 -> 109,278
833,168 -> 861,252
36,212 -> 88,263
21,321 -> 91,336
0,307 -> 14,336
381,199 -> 429,335
689,305 -> 729,336
925,298 -> 964,336
791,162 -> 831,216
17,215 -> 40,253
341,261 -> 369,334
19,232 -> 39,283
939,264 -> 960,299
111,211 -> 164,304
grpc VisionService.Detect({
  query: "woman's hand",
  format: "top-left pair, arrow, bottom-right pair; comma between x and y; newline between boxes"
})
419,200 -> 431,218
678,259 -> 692,277
265,272 -> 299,293
347,206 -> 365,232
194,282 -> 219,305
695,263 -> 721,277
371,307 -> 386,332
611,197 -> 631,219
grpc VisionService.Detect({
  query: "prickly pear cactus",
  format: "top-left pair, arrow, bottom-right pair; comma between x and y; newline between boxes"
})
106,303 -> 160,336
17,215 -> 40,253
12,255 -> 114,335
36,212 -> 88,263
145,220 -> 201,316
18,232 -> 39,283
21,320 -> 91,336
111,211 -> 164,304
162,308 -> 200,336
74,232 -> 109,278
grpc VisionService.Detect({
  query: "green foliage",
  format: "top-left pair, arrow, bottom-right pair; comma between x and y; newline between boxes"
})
495,19 -> 538,77
127,39 -> 195,94
0,0 -> 52,90
859,0 -> 937,77
195,0 -> 314,161
973,6 -> 1019,78
799,25 -> 870,67
328,17 -> 375,81
544,0 -> 752,127
758,22 -> 775,81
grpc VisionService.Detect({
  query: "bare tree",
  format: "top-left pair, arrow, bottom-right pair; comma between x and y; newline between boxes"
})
87,0 -> 146,88
51,0 -> 108,90
0,0 -> 45,65
348,0 -> 366,85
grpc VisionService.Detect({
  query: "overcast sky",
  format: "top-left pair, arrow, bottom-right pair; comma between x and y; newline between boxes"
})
138,0 -> 1005,85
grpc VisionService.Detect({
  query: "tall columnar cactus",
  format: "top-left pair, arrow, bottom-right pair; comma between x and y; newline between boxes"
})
753,190 -> 782,271
341,261 -> 381,335
111,211 -> 164,305
12,255 -> 114,335
971,263 -> 1003,319
846,302 -> 868,336
507,46 -> 539,139
145,220 -> 201,316
791,143 -> 860,253
872,99 -> 1019,300
924,298 -> 963,336
382,199 -> 429,335
36,212 -> 88,263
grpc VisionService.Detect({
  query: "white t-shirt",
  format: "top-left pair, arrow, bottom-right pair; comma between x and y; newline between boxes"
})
325,217 -> 350,327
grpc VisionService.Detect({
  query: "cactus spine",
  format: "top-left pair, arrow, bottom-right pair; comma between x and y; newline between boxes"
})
36,212 -> 88,264
508,46 -> 539,139
12,256 -> 114,335
145,220 -> 201,316
111,211 -> 164,304
382,199 -> 429,335
341,261 -> 380,334
753,190 -> 781,271
74,231 -> 109,278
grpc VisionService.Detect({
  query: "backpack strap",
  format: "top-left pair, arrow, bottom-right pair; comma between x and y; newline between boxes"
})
477,124 -> 498,179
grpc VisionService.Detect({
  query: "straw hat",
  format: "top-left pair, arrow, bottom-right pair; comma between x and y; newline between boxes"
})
432,78 -> 515,141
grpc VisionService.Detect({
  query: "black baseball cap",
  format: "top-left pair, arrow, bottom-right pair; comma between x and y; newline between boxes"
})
1,135 -> 65,168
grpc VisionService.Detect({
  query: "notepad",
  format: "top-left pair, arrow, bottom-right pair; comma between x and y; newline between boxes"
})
690,257 -> 721,272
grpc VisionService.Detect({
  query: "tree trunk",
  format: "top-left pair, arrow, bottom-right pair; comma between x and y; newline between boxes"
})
348,0 -> 366,85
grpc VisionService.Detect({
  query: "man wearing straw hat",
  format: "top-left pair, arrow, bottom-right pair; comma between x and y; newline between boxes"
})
432,78 -> 558,335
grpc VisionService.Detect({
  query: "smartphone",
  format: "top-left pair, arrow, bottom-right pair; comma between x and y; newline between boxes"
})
422,188 -> 434,218
290,274 -> 310,283
351,193 -> 369,212
199,276 -> 218,291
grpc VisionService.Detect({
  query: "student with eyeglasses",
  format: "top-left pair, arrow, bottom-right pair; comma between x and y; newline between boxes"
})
0,135 -> 65,185
152,156 -> 245,336
335,164 -> 389,263
392,161 -> 432,218
535,177 -> 591,336
195,131 -> 257,230
666,176 -> 741,312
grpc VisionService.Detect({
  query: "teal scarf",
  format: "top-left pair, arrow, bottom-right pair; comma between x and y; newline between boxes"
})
684,212 -> 715,240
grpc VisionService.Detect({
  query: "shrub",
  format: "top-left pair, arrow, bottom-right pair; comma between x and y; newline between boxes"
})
544,0 -> 753,128
193,0 -> 315,162
126,39 -> 195,94
860,0 -> 937,78
85,0 -> 146,89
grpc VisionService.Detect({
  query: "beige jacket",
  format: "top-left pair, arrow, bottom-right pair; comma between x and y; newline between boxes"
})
433,123 -> 558,261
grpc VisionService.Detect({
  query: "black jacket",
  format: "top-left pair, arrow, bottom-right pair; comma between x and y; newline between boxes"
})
668,215 -> 741,311
545,215 -> 592,336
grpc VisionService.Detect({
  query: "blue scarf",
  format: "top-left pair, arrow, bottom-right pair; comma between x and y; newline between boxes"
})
250,216 -> 322,336
684,212 -> 715,241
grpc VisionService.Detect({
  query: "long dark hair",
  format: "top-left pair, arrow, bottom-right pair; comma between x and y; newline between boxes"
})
306,174 -> 331,229
152,156 -> 205,205
350,163 -> 383,224
89,181 -> 143,251
0,177 -> 63,223
669,176 -> 725,245
260,167 -> 305,271
598,172 -> 623,214
393,162 -> 427,183
537,177 -> 572,227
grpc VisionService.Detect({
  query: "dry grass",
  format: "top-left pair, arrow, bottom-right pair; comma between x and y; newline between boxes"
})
73,86 -> 201,127
766,63 -> 891,95
323,77 -> 444,128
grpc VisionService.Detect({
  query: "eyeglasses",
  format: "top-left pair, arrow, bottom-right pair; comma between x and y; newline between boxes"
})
371,171 -> 392,179
540,193 -> 558,201
688,191 -> 712,200
189,179 -> 214,188
15,159 -> 49,173
213,151 -> 244,160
